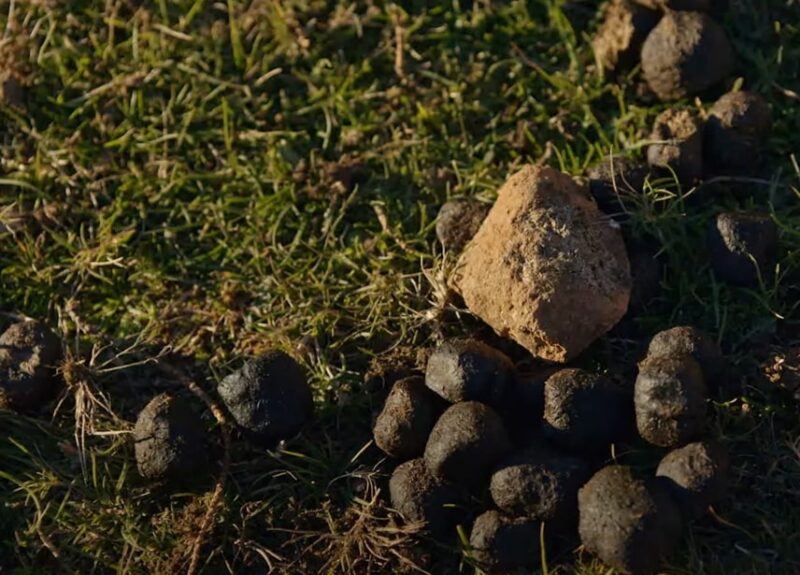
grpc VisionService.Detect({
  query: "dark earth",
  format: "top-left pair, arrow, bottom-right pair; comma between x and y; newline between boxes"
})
641,11 -> 734,101
373,376 -> 443,460
707,212 -> 778,288
435,198 -> 491,254
423,401 -> 512,486
542,368 -> 632,453
647,107 -> 704,186
705,91 -> 772,175
469,510 -> 542,572
635,354 -> 708,447
389,457 -> 462,536
217,350 -> 313,446
646,326 -> 726,392
578,465 -> 683,575
133,393 -> 209,484
584,155 -> 649,219
0,320 -> 61,411
656,440 -> 730,519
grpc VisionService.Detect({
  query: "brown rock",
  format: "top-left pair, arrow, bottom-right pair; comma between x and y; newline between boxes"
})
592,0 -> 661,73
647,108 -> 704,187
452,166 -> 631,363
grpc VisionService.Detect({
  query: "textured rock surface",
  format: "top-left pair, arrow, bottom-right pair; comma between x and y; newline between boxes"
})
389,458 -> 461,535
635,354 -> 707,447
435,198 -> 491,253
490,448 -> 589,526
705,91 -> 772,174
579,465 -> 683,575
0,320 -> 62,411
641,12 -> 734,101
373,376 -> 442,460
646,326 -> 726,390
647,108 -> 704,186
133,394 -> 209,484
585,156 -> 650,219
217,350 -> 313,445
453,165 -> 631,363
707,212 -> 778,287
592,0 -> 660,72
425,338 -> 514,405
469,510 -> 542,571
656,440 -> 729,519
543,368 -> 632,453
424,401 -> 512,486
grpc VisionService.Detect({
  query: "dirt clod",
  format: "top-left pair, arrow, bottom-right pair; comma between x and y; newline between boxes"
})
543,369 -> 632,453
646,326 -> 726,391
656,440 -> 729,519
0,320 -> 62,411
641,11 -> 735,101
592,0 -> 661,72
469,510 -> 542,572
584,156 -> 650,219
217,350 -> 313,446
373,376 -> 443,460
707,212 -> 778,288
425,339 -> 514,405
489,448 -> 589,527
705,91 -> 771,174
389,458 -> 462,535
424,401 -> 512,486
133,394 -> 209,484
579,465 -> 683,575
647,108 -> 704,186
635,354 -> 707,447
453,165 -> 631,363
435,198 -> 491,253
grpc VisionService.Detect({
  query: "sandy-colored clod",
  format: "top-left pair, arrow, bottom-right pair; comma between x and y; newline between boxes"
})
647,108 -> 704,186
452,166 -> 631,363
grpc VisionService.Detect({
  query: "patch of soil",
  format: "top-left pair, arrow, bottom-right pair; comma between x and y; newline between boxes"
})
424,401 -> 512,487
435,198 -> 491,253
217,350 -> 313,446
707,212 -> 778,288
647,108 -> 704,186
704,91 -> 772,175
578,465 -> 683,575
656,440 -> 729,519
542,369 -> 633,453
373,376 -> 444,460
133,394 -> 209,484
489,447 -> 589,529
635,354 -> 707,447
641,11 -> 734,101
469,510 -> 542,572
389,458 -> 462,536
0,320 -> 62,411
425,338 -> 515,405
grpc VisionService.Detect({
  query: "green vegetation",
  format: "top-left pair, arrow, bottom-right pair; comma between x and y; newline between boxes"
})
1,1 -> 799,573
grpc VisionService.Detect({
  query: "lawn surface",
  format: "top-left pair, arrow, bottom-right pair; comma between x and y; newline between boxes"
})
1,1 -> 799,573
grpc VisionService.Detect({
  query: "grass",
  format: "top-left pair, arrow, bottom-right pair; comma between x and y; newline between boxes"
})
0,0 -> 799,573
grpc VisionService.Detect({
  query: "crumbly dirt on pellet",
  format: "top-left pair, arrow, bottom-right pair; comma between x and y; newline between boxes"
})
423,401 -> 512,486
578,465 -> 683,575
635,354 -> 707,447
373,376 -> 443,460
656,440 -> 729,519
0,320 -> 62,411
133,393 -> 209,484
592,0 -> 661,72
705,91 -> 772,174
647,108 -> 704,186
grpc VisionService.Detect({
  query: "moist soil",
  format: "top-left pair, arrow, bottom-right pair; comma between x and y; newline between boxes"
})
656,440 -> 729,520
425,338 -> 515,405
423,401 -> 512,486
578,465 -> 683,575
707,212 -> 778,288
217,350 -> 313,446
641,11 -> 734,101
542,368 -> 633,453
373,376 -> 444,460
133,393 -> 209,484
0,320 -> 62,411
635,354 -> 708,447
